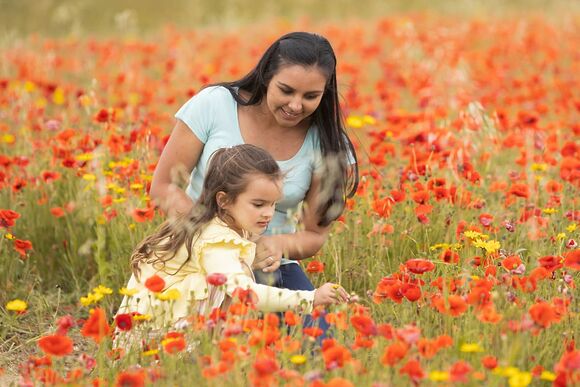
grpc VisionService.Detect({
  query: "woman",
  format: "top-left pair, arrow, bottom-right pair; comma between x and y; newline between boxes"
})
150,31 -> 358,295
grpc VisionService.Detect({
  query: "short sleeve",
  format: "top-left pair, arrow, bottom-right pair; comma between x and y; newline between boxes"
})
174,87 -> 219,143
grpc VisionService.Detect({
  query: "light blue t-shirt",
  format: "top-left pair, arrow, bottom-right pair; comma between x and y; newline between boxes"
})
175,86 -> 324,264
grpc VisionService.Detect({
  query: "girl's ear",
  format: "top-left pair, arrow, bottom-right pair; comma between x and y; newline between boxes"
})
216,191 -> 229,209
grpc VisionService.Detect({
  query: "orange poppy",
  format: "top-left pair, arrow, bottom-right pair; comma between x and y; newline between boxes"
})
350,315 -> 377,336
115,369 -> 146,387
450,360 -> 473,382
14,239 -> 33,257
482,355 -> 498,369
132,206 -> 155,223
563,249 -> 580,271
529,302 -> 557,328
404,259 -> 435,274
323,344 -> 352,370
381,341 -> 408,366
144,274 -> 165,293
38,334 -> 73,357
81,308 -> 111,343
0,209 -> 20,228
399,359 -> 425,382
306,260 -> 325,273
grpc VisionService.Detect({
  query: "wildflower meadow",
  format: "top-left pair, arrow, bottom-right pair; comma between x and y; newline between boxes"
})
0,2 -> 579,386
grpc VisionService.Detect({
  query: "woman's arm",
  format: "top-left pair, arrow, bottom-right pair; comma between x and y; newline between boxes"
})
149,120 -> 204,217
253,174 -> 332,271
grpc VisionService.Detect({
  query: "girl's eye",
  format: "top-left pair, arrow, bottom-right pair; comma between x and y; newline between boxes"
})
253,203 -> 264,208
280,88 -> 292,95
305,94 -> 320,100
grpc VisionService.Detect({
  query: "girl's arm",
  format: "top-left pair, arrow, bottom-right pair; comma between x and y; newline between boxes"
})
253,174 -> 331,271
149,120 -> 203,217
202,243 -> 317,312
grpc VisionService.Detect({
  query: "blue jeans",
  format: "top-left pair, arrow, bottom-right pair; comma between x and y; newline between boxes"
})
254,263 -> 330,338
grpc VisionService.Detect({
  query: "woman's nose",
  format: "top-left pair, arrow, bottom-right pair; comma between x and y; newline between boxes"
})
288,97 -> 302,112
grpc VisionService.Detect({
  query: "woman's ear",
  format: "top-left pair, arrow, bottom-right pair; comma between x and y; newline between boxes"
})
216,191 -> 229,209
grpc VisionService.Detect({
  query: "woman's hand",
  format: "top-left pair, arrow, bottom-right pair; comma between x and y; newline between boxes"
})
252,235 -> 283,272
313,283 -> 350,306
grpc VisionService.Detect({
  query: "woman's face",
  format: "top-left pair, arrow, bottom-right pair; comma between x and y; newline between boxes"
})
265,64 -> 328,128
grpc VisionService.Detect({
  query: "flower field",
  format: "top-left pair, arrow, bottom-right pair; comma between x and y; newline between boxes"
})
1,11 -> 579,387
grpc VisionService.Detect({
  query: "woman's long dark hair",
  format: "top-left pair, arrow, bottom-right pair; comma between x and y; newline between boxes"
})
131,144 -> 282,278
216,31 -> 359,226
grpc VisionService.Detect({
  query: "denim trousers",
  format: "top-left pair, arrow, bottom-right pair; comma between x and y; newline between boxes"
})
254,263 -> 330,337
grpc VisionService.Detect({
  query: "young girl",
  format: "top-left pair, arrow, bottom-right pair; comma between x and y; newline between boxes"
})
118,144 -> 349,327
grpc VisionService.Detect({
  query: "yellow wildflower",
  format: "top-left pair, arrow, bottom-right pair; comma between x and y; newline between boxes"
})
530,163 -> 547,172
5,233 -> 15,240
133,314 -> 152,321
142,349 -> 159,357
508,371 -> 532,387
460,343 -> 484,353
363,115 -> 377,125
6,299 -> 28,312
82,174 -> 96,182
346,115 -> 364,128
464,230 -> 489,240
542,208 -> 557,214
80,294 -> 96,306
1,134 -> 15,144
290,355 -> 307,365
93,285 -> 113,296
428,371 -> 449,381
555,233 -> 566,241
493,366 -> 519,377
156,289 -> 181,301
75,153 -> 94,161
130,183 -> 144,190
566,223 -> 577,233
52,88 -> 65,105
24,81 -> 36,92
540,371 -> 556,381
473,239 -> 501,254
113,198 -> 127,204
119,287 -> 139,296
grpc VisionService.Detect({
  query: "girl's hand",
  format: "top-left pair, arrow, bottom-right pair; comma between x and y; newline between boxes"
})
313,283 -> 350,306
252,236 -> 283,272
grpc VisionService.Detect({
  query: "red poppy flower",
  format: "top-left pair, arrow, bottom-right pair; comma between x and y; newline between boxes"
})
507,183 -> 530,198
115,370 -> 146,387
563,249 -> 580,271
284,310 -> 298,326
253,358 -> 279,376
306,260 -> 325,273
350,315 -> 377,336
303,327 -> 324,338
81,308 -> 111,343
381,341 -> 408,366
163,332 -> 186,354
114,314 -> 133,331
322,344 -> 352,370
132,206 -> 155,223
404,259 -> 435,274
206,273 -> 227,286
232,287 -> 258,305
38,334 -> 73,357
0,209 -> 20,228
479,213 -> 494,227
399,359 -> 425,382
14,239 -> 33,257
401,283 -> 422,302
538,255 -> 563,272
450,360 -> 473,382
482,355 -> 498,369
50,207 -> 66,218
529,302 -> 557,328
144,274 -> 165,293
502,255 -> 522,271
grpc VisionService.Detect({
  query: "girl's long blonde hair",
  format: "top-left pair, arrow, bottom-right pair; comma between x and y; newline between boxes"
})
131,144 -> 282,279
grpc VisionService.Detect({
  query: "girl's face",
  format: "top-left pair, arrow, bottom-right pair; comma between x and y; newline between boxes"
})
265,64 -> 327,128
218,174 -> 282,236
